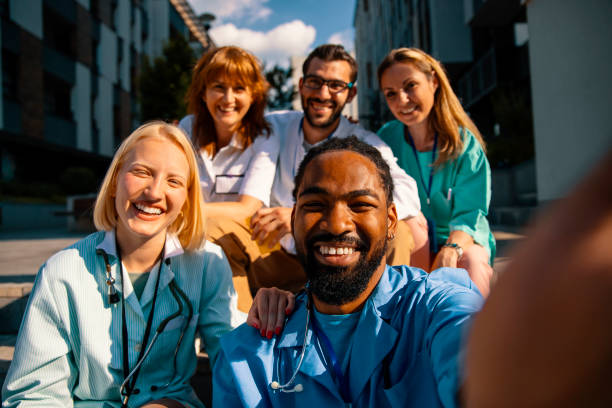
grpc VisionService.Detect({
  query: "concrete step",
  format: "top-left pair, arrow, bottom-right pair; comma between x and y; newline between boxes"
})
490,205 -> 538,227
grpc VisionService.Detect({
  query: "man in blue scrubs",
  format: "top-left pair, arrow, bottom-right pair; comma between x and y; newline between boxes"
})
213,137 -> 483,407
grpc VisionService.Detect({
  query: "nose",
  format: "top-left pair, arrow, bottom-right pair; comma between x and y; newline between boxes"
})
223,88 -> 235,103
145,176 -> 164,200
321,203 -> 353,236
315,83 -> 332,99
399,89 -> 410,104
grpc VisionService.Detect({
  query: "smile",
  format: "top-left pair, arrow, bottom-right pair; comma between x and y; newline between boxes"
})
218,106 -> 236,113
319,245 -> 355,255
399,106 -> 417,114
134,203 -> 162,215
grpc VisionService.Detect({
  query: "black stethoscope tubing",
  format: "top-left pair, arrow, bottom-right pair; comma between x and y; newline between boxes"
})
98,243 -> 193,408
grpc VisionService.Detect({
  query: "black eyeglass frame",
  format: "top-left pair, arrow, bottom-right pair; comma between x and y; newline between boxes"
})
302,75 -> 355,94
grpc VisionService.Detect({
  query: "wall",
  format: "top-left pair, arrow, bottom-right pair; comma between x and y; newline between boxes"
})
528,0 -> 612,201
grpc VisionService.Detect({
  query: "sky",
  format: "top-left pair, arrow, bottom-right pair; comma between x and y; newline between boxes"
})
187,0 -> 357,67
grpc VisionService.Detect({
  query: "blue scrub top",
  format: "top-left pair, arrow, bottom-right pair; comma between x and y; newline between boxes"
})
213,265 -> 483,407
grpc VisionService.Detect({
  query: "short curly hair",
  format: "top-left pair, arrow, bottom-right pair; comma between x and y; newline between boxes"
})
292,136 -> 394,205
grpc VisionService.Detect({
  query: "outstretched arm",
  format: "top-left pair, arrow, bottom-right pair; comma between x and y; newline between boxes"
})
464,152 -> 612,407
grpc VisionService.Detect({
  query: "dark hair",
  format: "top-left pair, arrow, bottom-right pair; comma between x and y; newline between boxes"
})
302,44 -> 358,83
292,136 -> 394,204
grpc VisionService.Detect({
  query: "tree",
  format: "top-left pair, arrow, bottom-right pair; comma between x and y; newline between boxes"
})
139,35 -> 196,122
265,64 -> 296,111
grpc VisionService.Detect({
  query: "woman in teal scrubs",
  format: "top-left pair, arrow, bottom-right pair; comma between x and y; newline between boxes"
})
377,48 -> 495,297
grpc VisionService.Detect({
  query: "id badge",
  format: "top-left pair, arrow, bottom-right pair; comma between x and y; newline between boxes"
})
214,174 -> 244,195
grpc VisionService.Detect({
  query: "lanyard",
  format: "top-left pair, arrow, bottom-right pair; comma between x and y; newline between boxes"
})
404,127 -> 438,205
404,127 -> 439,253
117,245 -> 164,407
310,308 -> 351,404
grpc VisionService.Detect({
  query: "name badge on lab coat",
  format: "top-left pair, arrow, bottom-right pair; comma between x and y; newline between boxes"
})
214,174 -> 244,195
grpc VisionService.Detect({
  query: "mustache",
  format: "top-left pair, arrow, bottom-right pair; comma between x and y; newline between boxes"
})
307,97 -> 336,107
306,233 -> 368,251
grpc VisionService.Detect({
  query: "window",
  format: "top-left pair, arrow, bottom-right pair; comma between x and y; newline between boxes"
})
44,73 -> 73,120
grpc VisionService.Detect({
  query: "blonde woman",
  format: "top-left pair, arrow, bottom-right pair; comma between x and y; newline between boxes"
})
377,48 -> 495,297
2,122 -> 288,408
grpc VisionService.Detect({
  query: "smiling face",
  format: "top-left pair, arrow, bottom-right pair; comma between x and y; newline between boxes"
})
299,58 -> 356,134
380,61 -> 438,129
114,137 -> 190,248
292,150 -> 397,306
204,75 -> 253,136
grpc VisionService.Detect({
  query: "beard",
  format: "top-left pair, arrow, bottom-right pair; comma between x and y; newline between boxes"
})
297,232 -> 388,306
301,95 -> 345,129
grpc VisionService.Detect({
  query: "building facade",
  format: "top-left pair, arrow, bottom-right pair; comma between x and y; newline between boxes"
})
354,0 -> 611,203
0,0 -> 212,187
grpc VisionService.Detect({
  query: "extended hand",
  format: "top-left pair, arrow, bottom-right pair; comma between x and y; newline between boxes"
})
250,207 -> 293,248
247,287 -> 295,338
431,246 -> 459,269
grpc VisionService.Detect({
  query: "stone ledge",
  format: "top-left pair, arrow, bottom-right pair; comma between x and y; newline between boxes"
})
0,283 -> 33,298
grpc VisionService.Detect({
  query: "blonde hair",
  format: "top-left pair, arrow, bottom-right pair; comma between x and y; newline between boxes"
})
377,47 -> 486,166
93,121 -> 206,251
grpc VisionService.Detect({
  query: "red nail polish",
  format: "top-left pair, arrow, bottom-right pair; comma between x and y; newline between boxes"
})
275,327 -> 281,335
261,329 -> 266,337
253,323 -> 259,330
266,331 -> 273,339
285,308 -> 292,315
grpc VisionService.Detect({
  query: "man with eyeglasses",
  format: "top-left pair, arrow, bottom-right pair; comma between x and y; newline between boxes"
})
207,45 -> 420,328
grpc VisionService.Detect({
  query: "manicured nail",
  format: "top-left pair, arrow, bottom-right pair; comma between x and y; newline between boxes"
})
253,323 -> 259,330
275,327 -> 281,335
260,329 -> 266,337
285,308 -> 292,315
266,331 -> 273,339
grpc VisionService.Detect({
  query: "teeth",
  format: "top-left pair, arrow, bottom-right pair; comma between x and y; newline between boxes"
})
319,246 -> 354,255
134,203 -> 162,215
400,106 -> 416,114
219,107 -> 235,112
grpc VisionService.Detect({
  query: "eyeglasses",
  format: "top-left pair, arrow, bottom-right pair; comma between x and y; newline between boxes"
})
303,75 -> 354,94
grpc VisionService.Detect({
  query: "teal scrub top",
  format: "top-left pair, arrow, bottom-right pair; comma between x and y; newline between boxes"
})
378,121 -> 496,261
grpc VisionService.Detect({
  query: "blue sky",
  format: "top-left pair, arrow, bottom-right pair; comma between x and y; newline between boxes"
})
187,0 -> 357,67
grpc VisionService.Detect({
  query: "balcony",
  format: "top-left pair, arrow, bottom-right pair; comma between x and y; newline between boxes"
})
471,0 -> 523,27
457,47 -> 497,108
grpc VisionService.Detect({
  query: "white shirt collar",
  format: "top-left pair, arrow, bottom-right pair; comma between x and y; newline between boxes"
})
96,229 -> 185,259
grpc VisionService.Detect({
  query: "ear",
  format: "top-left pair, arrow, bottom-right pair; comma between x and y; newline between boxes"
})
346,84 -> 357,103
431,72 -> 439,92
298,77 -> 304,93
290,205 -> 297,239
386,202 -> 398,239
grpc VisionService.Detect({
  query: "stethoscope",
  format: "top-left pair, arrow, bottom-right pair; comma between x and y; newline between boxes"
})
269,293 -> 311,394
270,291 -> 353,404
97,245 -> 194,408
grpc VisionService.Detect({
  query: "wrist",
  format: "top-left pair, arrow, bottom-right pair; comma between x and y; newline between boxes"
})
443,242 -> 463,259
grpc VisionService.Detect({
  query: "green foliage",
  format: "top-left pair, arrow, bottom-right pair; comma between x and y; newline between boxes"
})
265,64 -> 296,111
139,35 -> 197,122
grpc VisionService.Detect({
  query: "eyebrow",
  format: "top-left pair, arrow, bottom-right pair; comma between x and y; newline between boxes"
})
298,186 -> 380,200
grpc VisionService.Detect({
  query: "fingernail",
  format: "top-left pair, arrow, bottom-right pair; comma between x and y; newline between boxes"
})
260,329 -> 266,337
275,327 -> 281,335
285,308 -> 292,315
253,323 -> 259,330
266,331 -> 273,339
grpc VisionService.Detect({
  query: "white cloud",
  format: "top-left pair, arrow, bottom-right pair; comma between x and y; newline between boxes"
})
209,20 -> 317,67
188,0 -> 272,24
327,28 -> 355,52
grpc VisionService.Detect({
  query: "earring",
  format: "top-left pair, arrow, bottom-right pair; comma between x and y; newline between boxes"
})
388,233 -> 395,240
